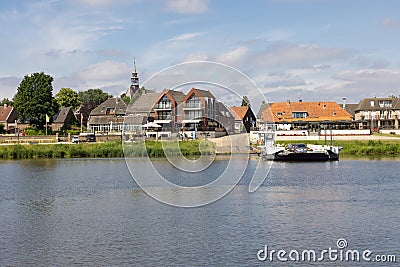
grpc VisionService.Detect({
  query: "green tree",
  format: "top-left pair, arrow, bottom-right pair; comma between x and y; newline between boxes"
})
120,93 -> 131,105
0,123 -> 4,134
55,88 -> 81,110
78,89 -> 111,106
241,95 -> 251,107
1,98 -> 13,106
13,72 -> 59,129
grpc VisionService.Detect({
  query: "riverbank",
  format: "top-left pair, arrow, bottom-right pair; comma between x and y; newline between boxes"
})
0,140 -> 215,159
0,139 -> 399,159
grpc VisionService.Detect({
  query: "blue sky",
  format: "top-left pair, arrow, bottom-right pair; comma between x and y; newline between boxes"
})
1,0 -> 400,107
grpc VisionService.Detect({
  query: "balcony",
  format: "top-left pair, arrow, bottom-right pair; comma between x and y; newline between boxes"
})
153,103 -> 172,110
183,102 -> 202,109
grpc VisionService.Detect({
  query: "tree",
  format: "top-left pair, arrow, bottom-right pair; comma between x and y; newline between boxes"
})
55,88 -> 81,110
241,95 -> 251,107
1,98 -> 13,106
120,93 -> 131,105
78,89 -> 111,106
13,72 -> 59,129
0,123 -> 4,134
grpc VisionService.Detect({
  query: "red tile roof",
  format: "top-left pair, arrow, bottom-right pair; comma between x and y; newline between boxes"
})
262,101 -> 352,122
229,106 -> 249,120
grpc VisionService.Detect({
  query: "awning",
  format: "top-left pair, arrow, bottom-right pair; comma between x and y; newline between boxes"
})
154,120 -> 172,124
142,122 -> 161,128
182,119 -> 201,123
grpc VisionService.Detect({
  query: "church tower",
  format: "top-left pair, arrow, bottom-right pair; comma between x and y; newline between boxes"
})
129,57 -> 139,97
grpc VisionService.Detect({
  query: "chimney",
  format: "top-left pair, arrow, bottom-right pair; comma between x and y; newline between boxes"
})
342,96 -> 347,110
286,100 -> 291,105
299,99 -> 302,102
3,103 -> 7,108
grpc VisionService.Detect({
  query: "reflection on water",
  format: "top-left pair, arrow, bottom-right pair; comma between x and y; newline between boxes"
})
0,158 -> 399,266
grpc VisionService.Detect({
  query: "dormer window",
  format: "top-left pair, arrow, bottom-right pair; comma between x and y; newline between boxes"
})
370,101 -> 375,107
277,112 -> 282,116
292,112 -> 308,118
378,100 -> 392,107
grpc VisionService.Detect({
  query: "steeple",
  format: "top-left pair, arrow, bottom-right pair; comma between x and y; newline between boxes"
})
130,57 -> 139,97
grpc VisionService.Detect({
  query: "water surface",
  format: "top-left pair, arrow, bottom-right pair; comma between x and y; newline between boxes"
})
0,157 -> 399,266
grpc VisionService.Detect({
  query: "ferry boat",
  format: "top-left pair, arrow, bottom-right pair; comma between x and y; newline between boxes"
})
258,125 -> 341,162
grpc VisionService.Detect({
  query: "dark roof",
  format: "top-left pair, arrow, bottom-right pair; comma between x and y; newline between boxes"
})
90,97 -> 127,116
339,103 -> 358,117
54,107 -> 73,123
167,90 -> 185,103
123,116 -> 147,125
126,92 -> 160,114
88,116 -> 125,125
355,97 -> 400,111
194,88 -> 215,98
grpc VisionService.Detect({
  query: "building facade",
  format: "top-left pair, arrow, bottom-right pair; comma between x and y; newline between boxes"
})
354,97 -> 400,130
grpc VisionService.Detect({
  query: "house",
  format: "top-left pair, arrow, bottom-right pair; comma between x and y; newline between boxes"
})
74,103 -> 97,128
261,100 -> 352,131
229,106 -> 257,133
87,97 -> 127,132
181,88 -> 232,138
52,107 -> 75,131
126,92 -> 160,118
153,89 -> 185,134
354,97 -> 400,130
0,104 -> 19,132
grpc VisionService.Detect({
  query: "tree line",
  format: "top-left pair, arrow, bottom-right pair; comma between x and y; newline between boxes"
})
4,72 -> 126,130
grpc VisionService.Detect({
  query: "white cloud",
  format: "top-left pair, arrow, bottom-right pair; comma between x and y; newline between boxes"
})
253,43 -> 351,68
215,46 -> 248,66
167,32 -> 203,42
180,53 -> 209,62
165,0 -> 210,14
77,60 -> 131,81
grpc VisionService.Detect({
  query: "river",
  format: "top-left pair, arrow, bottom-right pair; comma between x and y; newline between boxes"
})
0,157 -> 399,266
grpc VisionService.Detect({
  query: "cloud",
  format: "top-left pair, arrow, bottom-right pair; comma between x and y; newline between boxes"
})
215,46 -> 248,66
167,32 -> 203,42
380,17 -> 400,28
0,76 -> 21,100
314,68 -> 400,101
253,42 -> 351,68
264,75 -> 307,88
52,60 -> 132,97
165,0 -> 210,14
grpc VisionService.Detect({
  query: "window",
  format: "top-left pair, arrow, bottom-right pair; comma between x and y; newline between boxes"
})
378,100 -> 392,108
292,112 -> 308,118
155,95 -> 172,109
157,111 -> 171,120
276,112 -> 282,116
185,110 -> 202,120
370,101 -> 375,107
184,94 -> 201,108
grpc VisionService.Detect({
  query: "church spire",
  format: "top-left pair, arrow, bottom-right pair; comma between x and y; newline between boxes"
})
130,57 -> 139,97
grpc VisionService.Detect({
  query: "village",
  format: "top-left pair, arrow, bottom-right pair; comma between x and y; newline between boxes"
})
1,63 -> 400,145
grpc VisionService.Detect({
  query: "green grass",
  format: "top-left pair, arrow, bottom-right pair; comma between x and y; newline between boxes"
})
277,140 -> 400,155
0,139 -> 216,159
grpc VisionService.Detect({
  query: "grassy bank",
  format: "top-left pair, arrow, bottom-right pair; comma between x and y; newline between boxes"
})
277,140 -> 400,155
0,140 -> 215,159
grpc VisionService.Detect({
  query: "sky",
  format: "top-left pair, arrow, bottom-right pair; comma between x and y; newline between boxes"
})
1,0 -> 400,109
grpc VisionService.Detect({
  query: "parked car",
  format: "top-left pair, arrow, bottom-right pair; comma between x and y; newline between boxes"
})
86,133 -> 96,142
287,143 -> 307,153
71,135 -> 80,143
